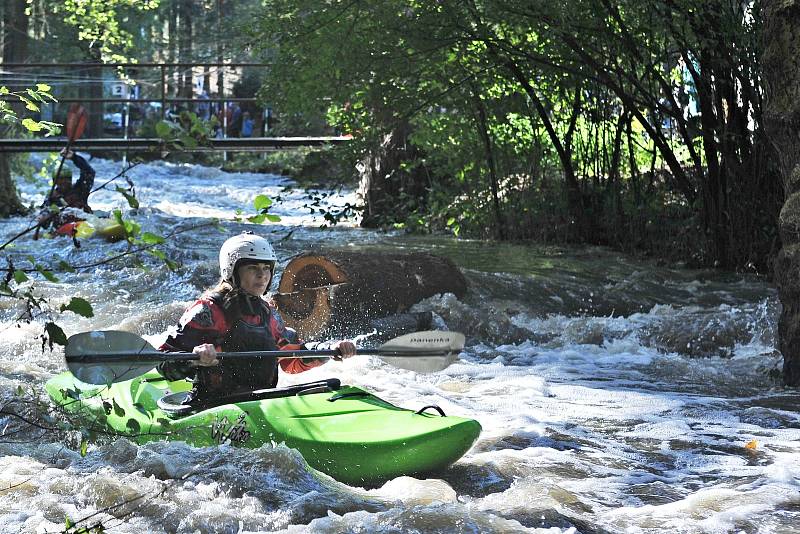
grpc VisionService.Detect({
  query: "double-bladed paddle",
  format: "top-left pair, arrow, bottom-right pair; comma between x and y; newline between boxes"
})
65,330 -> 465,386
44,104 -> 88,202
36,104 -> 89,240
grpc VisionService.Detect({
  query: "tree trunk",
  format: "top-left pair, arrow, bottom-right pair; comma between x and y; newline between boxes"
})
762,0 -> 800,386
216,0 -> 225,101
274,250 -> 467,338
178,0 -> 194,99
356,120 -> 431,228
471,85 -> 507,239
168,2 -> 178,100
0,152 -> 25,217
86,43 -> 104,138
0,0 -> 28,218
503,59 -> 588,236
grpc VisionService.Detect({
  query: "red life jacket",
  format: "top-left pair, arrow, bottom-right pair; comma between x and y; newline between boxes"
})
159,291 -> 323,398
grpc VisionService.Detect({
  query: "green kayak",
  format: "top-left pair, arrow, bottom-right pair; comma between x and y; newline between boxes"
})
45,371 -> 481,485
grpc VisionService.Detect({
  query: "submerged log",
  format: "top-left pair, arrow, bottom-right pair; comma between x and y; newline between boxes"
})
274,250 -> 467,338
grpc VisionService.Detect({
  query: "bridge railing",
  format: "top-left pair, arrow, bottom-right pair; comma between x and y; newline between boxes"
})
0,62 -> 346,152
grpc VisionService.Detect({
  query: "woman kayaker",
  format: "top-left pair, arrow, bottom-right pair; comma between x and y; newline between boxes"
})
158,232 -> 356,405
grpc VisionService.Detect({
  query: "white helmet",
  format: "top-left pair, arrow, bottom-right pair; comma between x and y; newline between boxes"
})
219,232 -> 277,284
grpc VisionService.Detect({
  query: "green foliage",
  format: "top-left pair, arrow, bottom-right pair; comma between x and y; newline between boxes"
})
114,185 -> 139,209
44,322 -> 68,349
240,195 -> 282,225
140,232 -> 165,245
152,112 -> 218,151
249,0 -> 779,269
0,85 -> 60,135
60,297 -> 94,318
253,195 -> 272,211
112,209 -> 141,241
59,0 -> 159,62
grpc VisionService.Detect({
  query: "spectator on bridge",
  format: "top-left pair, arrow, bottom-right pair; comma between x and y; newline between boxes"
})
197,90 -> 211,120
241,112 -> 254,137
37,149 -> 95,230
229,103 -> 242,137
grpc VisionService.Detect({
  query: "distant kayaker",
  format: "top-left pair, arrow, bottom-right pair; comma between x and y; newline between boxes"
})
37,149 -> 95,229
158,232 -> 356,405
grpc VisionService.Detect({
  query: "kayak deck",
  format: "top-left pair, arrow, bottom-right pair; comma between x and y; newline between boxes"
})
46,371 -> 481,485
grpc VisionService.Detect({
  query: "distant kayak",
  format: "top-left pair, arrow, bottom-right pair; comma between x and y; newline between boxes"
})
55,214 -> 125,241
45,371 -> 482,485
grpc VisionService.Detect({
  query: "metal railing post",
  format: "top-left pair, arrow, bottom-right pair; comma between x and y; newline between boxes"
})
160,65 -> 166,121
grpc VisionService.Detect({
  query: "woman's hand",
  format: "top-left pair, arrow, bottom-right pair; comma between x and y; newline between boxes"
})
192,343 -> 219,366
332,340 -> 356,361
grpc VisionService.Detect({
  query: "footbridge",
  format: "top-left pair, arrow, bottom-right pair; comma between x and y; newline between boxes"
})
0,136 -> 349,152
0,62 -> 349,153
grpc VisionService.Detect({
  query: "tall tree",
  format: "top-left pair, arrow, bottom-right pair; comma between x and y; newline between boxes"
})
178,0 -> 194,99
0,0 -> 30,217
762,0 -> 800,386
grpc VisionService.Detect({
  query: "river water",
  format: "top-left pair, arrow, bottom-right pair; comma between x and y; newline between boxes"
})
0,156 -> 797,533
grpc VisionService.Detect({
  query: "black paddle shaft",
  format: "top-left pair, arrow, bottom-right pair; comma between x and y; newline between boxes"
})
65,348 -> 454,365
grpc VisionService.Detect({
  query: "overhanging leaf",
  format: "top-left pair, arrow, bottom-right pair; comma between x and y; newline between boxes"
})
60,297 -> 94,318
126,419 -> 141,433
140,232 -> 165,245
44,322 -> 68,347
21,118 -> 43,132
254,195 -> 273,210
115,186 -> 140,209
247,214 -> 267,224
36,266 -> 59,283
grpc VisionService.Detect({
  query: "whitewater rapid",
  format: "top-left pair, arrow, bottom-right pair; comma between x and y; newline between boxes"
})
0,154 -> 797,533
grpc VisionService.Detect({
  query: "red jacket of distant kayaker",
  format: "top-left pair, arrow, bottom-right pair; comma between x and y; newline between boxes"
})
158,292 -> 325,394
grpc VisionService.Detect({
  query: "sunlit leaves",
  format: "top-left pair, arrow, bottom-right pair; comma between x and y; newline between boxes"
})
21,118 -> 43,132
147,248 -> 179,271
0,85 -> 61,135
140,232 -> 165,245
154,121 -> 174,139
115,185 -> 139,209
254,195 -> 273,211
240,194 -> 281,225
59,0 -> 159,62
113,209 -> 141,240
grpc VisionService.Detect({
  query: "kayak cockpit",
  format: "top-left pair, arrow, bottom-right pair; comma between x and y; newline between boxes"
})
157,378 -> 342,417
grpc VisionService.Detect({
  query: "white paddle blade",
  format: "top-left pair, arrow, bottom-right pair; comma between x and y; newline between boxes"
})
65,330 -> 157,385
377,353 -> 458,373
377,331 -> 465,373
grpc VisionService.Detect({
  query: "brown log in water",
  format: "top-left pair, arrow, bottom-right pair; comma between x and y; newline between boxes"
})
274,250 -> 467,338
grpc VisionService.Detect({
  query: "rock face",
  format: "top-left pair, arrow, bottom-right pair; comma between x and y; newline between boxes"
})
274,250 -> 467,338
762,0 -> 800,385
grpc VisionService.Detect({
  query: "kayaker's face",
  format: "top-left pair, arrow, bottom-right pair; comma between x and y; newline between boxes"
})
237,262 -> 273,296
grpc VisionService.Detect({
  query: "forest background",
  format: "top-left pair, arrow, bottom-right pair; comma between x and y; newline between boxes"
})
0,0 -> 785,273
